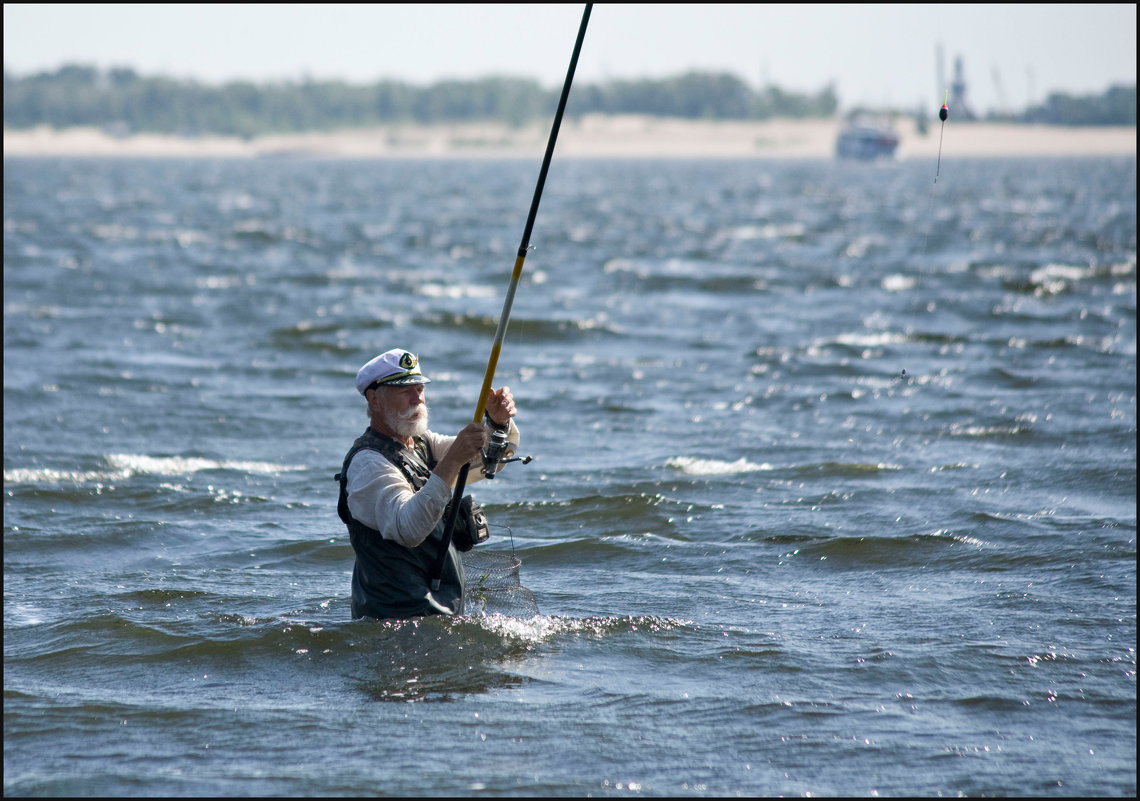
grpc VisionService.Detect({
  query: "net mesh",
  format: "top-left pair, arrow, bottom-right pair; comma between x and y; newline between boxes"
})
462,547 -> 539,618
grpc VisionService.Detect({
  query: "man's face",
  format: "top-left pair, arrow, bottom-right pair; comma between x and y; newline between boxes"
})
373,384 -> 428,438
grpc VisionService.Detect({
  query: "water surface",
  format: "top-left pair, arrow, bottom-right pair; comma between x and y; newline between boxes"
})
4,154 -> 1136,796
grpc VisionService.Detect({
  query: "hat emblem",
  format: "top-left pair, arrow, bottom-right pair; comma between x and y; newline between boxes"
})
399,352 -> 418,370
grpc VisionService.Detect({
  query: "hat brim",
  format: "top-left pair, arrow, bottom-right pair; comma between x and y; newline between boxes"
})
374,373 -> 431,387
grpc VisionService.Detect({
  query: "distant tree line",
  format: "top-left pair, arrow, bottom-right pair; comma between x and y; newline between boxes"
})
1014,84 -> 1136,126
3,65 -> 1133,135
2,64 -> 838,136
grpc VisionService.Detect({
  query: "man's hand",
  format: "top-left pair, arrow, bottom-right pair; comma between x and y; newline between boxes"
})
485,386 -> 516,427
434,422 -> 486,487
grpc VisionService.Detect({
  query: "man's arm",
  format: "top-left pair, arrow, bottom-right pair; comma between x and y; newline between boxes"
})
345,450 -> 452,547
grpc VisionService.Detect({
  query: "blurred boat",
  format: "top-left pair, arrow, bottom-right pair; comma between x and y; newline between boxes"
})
836,115 -> 899,160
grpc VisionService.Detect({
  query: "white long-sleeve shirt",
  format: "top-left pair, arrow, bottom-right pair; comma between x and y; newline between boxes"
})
344,421 -> 519,548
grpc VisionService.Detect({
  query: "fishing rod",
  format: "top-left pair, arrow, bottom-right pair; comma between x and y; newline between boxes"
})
432,3 -> 592,591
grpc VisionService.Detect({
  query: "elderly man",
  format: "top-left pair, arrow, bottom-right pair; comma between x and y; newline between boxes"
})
335,348 -> 519,620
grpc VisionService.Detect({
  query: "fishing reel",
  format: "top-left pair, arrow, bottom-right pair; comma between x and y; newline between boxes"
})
481,426 -> 531,479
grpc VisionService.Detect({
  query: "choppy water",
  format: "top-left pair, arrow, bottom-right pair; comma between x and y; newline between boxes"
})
4,153 -> 1136,797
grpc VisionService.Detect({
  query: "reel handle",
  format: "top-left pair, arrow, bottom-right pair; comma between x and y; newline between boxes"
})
481,428 -> 531,479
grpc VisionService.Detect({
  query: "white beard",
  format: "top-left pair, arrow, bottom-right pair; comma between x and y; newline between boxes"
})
385,403 -> 429,440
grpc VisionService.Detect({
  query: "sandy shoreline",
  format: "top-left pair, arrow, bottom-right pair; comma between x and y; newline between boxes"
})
4,115 -> 1136,159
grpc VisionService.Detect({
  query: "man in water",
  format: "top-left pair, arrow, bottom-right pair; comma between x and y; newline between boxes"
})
335,348 -> 519,619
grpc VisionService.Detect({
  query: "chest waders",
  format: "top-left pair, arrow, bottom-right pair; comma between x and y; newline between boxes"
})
336,428 -> 465,619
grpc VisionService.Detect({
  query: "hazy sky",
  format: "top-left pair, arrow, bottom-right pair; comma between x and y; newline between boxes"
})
4,4 -> 1136,114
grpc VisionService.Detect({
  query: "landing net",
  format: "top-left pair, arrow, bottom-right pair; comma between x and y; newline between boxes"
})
462,527 -> 539,617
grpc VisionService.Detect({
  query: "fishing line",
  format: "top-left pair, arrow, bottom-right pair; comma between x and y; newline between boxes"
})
902,91 -> 950,380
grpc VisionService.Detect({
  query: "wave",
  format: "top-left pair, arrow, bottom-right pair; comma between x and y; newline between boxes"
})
766,529 -> 990,569
3,453 -> 305,485
7,606 -> 690,705
763,523 -> 1135,573
881,273 -> 917,292
782,461 -> 902,478
946,421 -> 1033,439
414,310 -> 623,341
417,282 -> 498,300
666,456 -> 771,475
